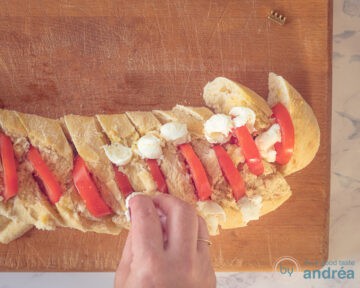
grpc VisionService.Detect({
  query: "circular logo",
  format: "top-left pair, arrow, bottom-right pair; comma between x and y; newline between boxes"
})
272,256 -> 301,282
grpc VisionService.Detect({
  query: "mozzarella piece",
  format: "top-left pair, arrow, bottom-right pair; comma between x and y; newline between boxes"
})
103,143 -> 133,166
137,134 -> 163,159
204,114 -> 233,144
197,200 -> 226,235
229,107 -> 256,133
160,122 -> 190,145
125,192 -> 146,221
255,124 -> 281,162
237,195 -> 263,224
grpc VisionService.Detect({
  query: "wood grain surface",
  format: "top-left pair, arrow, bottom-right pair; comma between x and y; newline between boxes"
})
0,0 -> 331,271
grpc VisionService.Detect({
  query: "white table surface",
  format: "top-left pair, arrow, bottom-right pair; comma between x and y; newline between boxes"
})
1,0 -> 360,287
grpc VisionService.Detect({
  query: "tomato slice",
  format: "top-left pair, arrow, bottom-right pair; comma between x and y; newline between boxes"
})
73,156 -> 112,217
213,145 -> 246,201
146,159 -> 168,194
179,143 -> 212,201
0,133 -> 18,201
234,126 -> 264,176
27,147 -> 62,204
113,165 -> 134,198
272,103 -> 295,165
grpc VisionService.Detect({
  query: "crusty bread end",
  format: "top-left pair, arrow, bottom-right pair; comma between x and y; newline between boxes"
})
268,72 -> 320,175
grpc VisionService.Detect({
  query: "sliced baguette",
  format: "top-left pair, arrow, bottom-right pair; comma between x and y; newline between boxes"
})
167,106 -> 292,230
268,72 -> 320,175
203,77 -> 272,131
62,115 -> 127,229
17,113 -> 121,234
96,114 -> 157,193
126,111 -> 197,204
0,109 -> 62,230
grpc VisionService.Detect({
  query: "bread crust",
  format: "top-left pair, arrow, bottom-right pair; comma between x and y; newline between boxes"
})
268,72 -> 320,175
0,215 -> 33,244
203,77 -> 272,131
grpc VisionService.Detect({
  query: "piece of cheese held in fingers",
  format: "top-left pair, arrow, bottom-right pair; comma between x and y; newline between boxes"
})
268,72 -> 320,176
62,115 -> 127,230
18,113 -> 121,234
125,111 -> 197,204
153,106 -> 232,235
96,113 -> 157,195
0,109 -> 62,230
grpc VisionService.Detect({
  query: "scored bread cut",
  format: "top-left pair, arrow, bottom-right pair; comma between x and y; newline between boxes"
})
166,105 -> 292,230
96,113 -> 157,194
17,112 -> 121,234
0,110 -> 62,230
203,77 -> 272,131
126,111 -> 197,204
268,72 -> 320,175
62,115 -> 127,230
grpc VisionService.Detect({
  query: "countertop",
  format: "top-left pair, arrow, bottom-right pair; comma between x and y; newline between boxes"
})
1,0 -> 359,287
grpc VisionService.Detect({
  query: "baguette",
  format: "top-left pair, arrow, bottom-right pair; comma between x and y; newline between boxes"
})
0,72 -> 319,243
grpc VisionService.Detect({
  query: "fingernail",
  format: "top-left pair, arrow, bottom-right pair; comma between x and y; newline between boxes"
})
125,192 -> 145,222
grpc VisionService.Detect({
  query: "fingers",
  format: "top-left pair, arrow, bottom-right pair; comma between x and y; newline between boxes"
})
197,215 -> 211,255
129,194 -> 164,255
115,230 -> 132,287
152,193 -> 198,254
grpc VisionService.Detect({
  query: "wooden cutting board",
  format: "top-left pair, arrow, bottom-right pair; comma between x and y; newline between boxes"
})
0,0 -> 331,271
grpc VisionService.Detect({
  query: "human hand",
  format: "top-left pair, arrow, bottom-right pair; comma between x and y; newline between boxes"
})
115,193 -> 216,288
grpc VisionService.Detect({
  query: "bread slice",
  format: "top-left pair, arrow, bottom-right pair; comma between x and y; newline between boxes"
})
0,215 -> 33,244
62,115 -> 127,229
0,109 -> 62,230
17,113 -> 121,234
268,72 -> 321,175
125,111 -> 197,204
203,77 -> 272,131
96,114 -> 157,193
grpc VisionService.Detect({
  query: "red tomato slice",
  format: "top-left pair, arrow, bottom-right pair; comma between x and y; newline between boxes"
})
213,145 -> 246,201
272,103 -> 295,165
146,159 -> 168,194
73,156 -> 112,217
234,126 -> 264,176
0,133 -> 18,201
113,165 -> 134,198
179,143 -> 212,201
27,146 -> 62,204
